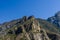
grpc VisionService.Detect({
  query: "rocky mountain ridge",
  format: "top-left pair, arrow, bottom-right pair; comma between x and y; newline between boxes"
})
47,11 -> 60,27
0,13 -> 60,40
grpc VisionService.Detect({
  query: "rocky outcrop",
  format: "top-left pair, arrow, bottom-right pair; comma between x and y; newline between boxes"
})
15,18 -> 51,40
0,16 -> 60,40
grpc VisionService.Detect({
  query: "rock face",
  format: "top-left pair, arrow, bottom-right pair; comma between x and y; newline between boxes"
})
47,11 -> 60,27
0,16 -> 60,40
14,17 -> 51,40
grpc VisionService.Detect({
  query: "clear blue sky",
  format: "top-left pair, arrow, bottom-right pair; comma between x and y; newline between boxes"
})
0,0 -> 60,23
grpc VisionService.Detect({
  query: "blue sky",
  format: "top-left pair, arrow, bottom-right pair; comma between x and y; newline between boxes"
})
0,0 -> 60,23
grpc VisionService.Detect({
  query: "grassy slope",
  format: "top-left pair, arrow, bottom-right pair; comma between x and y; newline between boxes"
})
37,18 -> 60,34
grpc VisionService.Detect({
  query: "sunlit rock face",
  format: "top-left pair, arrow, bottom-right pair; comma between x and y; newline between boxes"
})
15,17 -> 42,40
47,11 -> 60,27
15,18 -> 51,40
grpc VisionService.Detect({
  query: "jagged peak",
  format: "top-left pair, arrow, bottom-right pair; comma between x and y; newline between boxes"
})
22,15 -> 35,21
28,15 -> 35,19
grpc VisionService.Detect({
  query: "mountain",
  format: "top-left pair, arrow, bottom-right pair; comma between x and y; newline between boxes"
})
47,11 -> 60,27
0,15 -> 60,40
